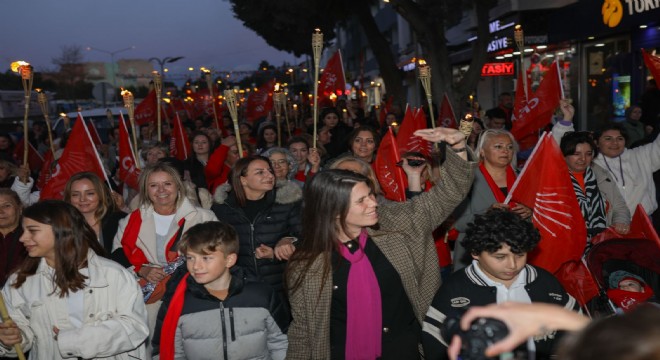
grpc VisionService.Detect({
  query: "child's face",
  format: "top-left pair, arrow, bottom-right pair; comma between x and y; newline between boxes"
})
619,279 -> 643,293
472,243 -> 527,288
185,248 -> 236,291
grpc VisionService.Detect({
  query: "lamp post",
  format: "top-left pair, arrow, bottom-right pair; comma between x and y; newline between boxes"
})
86,46 -> 135,99
149,56 -> 184,81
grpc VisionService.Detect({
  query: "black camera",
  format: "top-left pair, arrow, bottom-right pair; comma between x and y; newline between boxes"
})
442,315 -> 509,360
407,159 -> 426,167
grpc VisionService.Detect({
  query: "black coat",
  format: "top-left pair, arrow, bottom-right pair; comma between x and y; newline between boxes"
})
211,181 -> 302,293
100,210 -> 127,255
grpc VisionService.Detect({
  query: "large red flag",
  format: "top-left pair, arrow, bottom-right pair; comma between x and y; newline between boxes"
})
118,113 -> 140,190
14,138 -> 44,173
505,132 -> 595,304
396,105 -> 431,156
374,127 -> 406,202
246,79 -> 275,123
170,113 -> 191,161
134,90 -> 166,126
642,50 -> 660,89
40,114 -> 108,200
319,50 -> 346,97
511,61 -> 562,140
513,69 -> 539,152
438,93 -> 458,129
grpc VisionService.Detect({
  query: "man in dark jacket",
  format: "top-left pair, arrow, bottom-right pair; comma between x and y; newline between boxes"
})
422,208 -> 580,360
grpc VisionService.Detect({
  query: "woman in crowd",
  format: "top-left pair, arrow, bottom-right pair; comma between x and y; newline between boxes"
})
0,160 -> 17,188
559,131 -> 630,242
263,147 -> 304,188
185,131 -> 213,190
285,127 -> 473,359
239,122 -> 257,145
288,136 -> 321,183
0,200 -> 148,359
112,162 -> 217,348
255,123 -> 278,154
345,126 -> 379,164
320,107 -> 351,160
452,129 -> 532,269
0,133 -> 15,163
0,189 -> 24,287
621,105 -> 645,146
141,142 -> 169,167
211,155 -> 302,296
466,118 -> 485,151
63,172 -> 127,253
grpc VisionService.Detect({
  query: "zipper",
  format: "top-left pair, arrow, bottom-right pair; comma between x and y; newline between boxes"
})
219,302 -> 228,359
229,308 -> 236,341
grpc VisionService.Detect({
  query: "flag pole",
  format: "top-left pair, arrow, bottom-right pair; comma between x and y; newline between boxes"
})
274,84 -> 283,147
204,70 -> 220,131
36,90 -> 56,155
514,25 -> 528,101
224,90 -> 243,158
283,92 -> 292,138
556,61 -> 565,99
417,59 -> 438,150
153,72 -> 163,142
0,292 -> 27,360
311,29 -> 324,149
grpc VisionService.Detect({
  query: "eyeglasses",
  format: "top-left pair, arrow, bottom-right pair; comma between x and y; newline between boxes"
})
270,159 -> 288,167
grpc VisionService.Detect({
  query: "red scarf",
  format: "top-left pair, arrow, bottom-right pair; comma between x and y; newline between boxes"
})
120,210 -> 186,272
479,162 -> 517,206
159,273 -> 190,360
607,285 -> 654,312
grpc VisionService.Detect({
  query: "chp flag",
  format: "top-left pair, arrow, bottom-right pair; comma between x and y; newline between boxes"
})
118,113 -> 140,190
319,50 -> 346,98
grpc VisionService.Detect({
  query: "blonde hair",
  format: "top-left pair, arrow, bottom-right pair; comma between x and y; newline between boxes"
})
137,163 -> 185,208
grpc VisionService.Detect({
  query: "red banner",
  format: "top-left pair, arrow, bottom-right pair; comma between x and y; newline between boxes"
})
246,79 -> 275,123
40,114 -> 108,200
642,50 -> 660,89
438,93 -> 457,129
118,113 -> 140,190
396,105 -> 430,157
319,50 -> 346,97
170,113 -> 191,161
374,127 -> 406,202
511,61 -> 562,140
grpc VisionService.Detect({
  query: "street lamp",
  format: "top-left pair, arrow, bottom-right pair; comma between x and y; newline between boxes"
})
86,45 -> 135,98
149,56 -> 184,80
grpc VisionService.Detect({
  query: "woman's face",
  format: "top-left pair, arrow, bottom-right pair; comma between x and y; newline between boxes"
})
241,160 -> 275,196
239,124 -> 251,136
323,112 -> 339,128
0,137 -> 11,151
596,130 -> 626,158
0,163 -> 11,182
146,171 -> 178,210
146,148 -> 167,165
351,131 -> 376,161
0,194 -> 20,231
629,107 -> 642,121
68,179 -> 100,217
480,134 -> 514,168
263,129 -> 277,145
226,144 -> 240,167
564,143 -> 594,173
192,135 -> 210,155
269,153 -> 290,180
318,128 -> 332,144
20,217 -> 56,266
289,142 -> 308,165
342,182 -> 378,239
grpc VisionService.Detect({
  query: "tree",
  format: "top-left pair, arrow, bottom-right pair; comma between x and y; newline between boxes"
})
51,45 -> 88,104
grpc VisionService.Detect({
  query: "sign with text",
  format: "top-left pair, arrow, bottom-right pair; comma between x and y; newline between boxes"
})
481,62 -> 515,77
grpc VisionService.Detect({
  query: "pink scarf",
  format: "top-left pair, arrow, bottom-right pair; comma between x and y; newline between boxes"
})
339,228 -> 382,360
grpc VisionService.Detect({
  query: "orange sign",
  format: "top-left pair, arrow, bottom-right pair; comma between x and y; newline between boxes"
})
481,62 -> 515,77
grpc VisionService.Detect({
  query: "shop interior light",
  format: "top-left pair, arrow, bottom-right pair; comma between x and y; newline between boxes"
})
495,56 -> 505,60
595,43 -> 605,47
640,25 -> 648,29
503,53 -> 513,58
545,54 -> 555,57
536,45 -> 548,49
524,48 -> 534,53
512,51 -> 521,55
588,36 -> 595,40
557,52 -> 565,56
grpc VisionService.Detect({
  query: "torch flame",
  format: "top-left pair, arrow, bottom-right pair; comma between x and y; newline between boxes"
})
10,61 -> 30,73
418,59 -> 427,66
274,83 -> 281,91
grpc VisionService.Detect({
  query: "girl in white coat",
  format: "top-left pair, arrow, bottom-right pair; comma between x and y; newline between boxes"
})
0,200 -> 149,359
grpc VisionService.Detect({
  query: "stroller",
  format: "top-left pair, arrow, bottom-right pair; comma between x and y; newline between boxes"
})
583,231 -> 660,317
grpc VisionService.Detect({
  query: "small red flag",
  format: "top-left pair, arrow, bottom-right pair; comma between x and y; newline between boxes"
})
511,61 -> 562,140
40,114 -> 108,200
374,127 -> 406,202
319,50 -> 346,98
396,105 -> 431,157
642,50 -> 660,89
170,113 -> 191,161
438,93 -> 457,129
118,113 -> 140,190
14,138 -> 44,173
246,79 -> 275,123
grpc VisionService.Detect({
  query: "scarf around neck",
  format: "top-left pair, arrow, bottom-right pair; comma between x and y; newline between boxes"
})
570,167 -> 607,238
479,162 -> 517,205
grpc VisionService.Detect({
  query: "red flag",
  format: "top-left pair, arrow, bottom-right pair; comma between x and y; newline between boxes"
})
36,149 -> 54,190
554,260 -> 599,306
396,105 -> 430,156
438,93 -> 457,128
513,69 -> 539,152
118,113 -> 140,190
170,113 -> 191,160
14,138 -> 44,173
374,127 -> 406,202
86,119 -> 102,146
642,50 -> 660,89
40,114 -> 108,200
319,50 -> 346,97
246,79 -> 275,123
511,61 -> 562,140
591,204 -> 660,247
134,90 -> 166,126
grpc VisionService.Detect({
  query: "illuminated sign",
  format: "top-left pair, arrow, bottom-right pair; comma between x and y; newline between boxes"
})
481,62 -> 515,77
487,37 -> 510,52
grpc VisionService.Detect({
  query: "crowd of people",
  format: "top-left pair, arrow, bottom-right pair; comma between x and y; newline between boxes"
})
0,89 -> 659,360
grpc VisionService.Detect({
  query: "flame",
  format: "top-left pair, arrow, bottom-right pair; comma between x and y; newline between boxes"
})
314,28 -> 321,33
515,24 -> 522,31
274,83 -> 281,91
10,61 -> 30,73
418,59 -> 427,66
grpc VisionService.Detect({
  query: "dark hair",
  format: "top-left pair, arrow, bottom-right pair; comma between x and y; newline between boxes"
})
228,155 -> 273,207
347,126 -> 380,155
594,122 -> 628,146
558,304 -> 660,360
287,136 -> 310,149
485,107 -> 507,120
178,221 -> 239,256
320,107 -> 341,123
13,200 -> 105,296
257,123 -> 278,149
624,105 -> 642,121
462,208 -> 540,256
190,131 -> 212,154
560,131 -> 598,158
287,169 -> 373,294
64,172 -> 117,221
